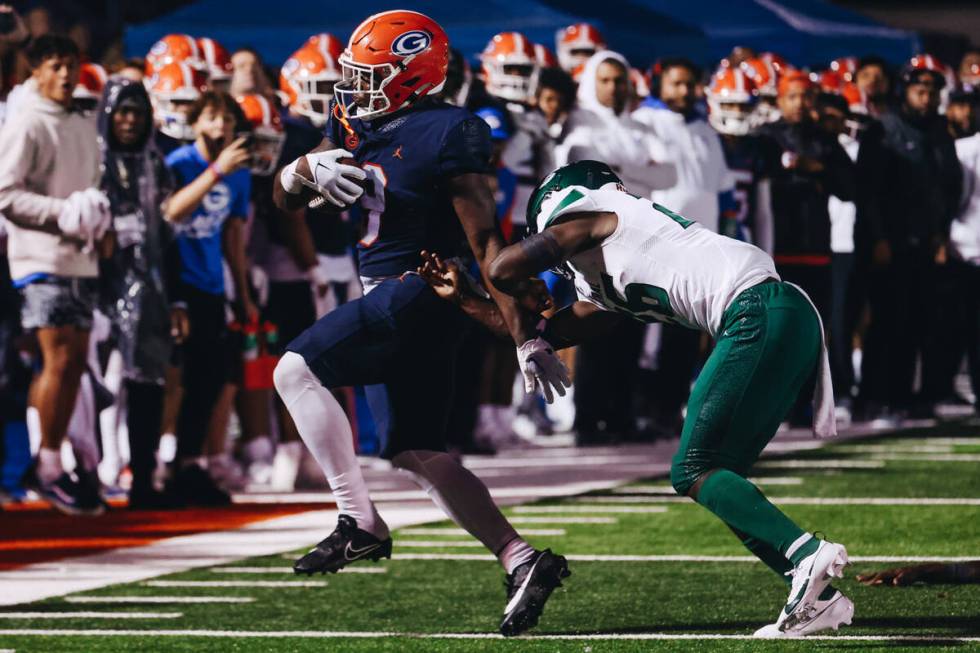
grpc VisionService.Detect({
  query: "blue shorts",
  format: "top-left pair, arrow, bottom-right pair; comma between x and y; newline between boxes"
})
287,274 -> 470,458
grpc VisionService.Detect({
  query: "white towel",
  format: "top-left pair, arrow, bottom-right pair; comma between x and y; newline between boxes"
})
785,282 -> 837,438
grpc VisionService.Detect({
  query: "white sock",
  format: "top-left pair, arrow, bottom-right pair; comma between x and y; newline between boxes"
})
271,441 -> 302,491
499,536 -> 537,574
37,447 -> 63,484
391,449 -> 522,569
273,352 -> 388,539
26,406 -> 41,456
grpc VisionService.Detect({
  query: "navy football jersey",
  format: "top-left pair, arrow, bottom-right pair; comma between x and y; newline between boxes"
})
324,99 -> 493,278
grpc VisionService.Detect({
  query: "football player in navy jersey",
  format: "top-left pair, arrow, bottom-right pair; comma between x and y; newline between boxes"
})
271,10 -> 571,636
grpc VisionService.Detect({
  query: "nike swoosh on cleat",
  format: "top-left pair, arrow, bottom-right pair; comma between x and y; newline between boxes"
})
344,542 -> 381,561
784,578 -> 809,615
505,556 -> 543,615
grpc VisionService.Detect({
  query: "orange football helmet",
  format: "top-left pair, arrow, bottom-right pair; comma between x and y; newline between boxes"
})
903,53 -> 953,87
145,33 -> 204,78
829,56 -> 858,83
629,67 -> 649,100
481,32 -> 538,103
198,37 -> 232,85
556,23 -> 606,73
280,34 -> 343,127
759,52 -> 792,76
334,10 -> 449,120
707,67 -> 758,135
73,62 -> 107,112
236,94 -> 285,176
147,61 -> 208,140
534,43 -> 558,69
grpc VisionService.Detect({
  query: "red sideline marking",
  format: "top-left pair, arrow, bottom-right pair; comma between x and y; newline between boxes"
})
0,501 -> 334,571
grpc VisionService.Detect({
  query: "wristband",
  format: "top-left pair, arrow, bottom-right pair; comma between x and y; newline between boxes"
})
208,162 -> 224,181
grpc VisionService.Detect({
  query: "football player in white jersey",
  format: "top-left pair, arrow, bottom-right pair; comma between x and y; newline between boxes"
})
419,160 -> 851,638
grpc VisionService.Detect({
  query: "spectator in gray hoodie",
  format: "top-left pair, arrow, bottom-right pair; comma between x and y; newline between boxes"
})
0,35 -> 111,515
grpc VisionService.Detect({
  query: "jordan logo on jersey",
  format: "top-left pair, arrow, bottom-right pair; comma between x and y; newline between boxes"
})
393,146 -> 404,159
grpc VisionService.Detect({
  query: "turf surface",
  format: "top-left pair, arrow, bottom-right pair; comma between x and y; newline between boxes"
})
2,425 -> 978,652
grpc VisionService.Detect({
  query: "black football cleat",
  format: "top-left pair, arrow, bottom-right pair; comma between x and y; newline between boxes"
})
500,549 -> 570,637
293,515 -> 392,575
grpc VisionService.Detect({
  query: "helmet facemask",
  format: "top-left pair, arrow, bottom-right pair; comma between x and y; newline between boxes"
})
485,62 -> 538,104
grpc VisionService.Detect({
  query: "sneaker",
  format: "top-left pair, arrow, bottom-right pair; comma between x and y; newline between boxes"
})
75,468 -> 109,515
500,549 -> 571,637
165,464 -> 231,506
776,540 -> 849,633
23,466 -> 103,517
293,515 -> 392,575
755,588 -> 854,637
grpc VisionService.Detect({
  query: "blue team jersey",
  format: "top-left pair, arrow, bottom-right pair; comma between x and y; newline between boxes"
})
165,144 -> 251,295
323,99 -> 493,278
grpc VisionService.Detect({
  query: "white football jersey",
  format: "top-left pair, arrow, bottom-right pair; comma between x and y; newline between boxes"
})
544,187 -> 778,338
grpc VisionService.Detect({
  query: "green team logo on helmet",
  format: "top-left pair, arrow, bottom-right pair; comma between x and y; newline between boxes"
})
526,160 -> 623,234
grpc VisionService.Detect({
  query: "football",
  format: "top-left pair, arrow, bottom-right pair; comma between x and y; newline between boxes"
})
306,157 -> 370,212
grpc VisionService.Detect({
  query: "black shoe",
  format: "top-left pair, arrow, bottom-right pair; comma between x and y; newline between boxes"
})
500,549 -> 570,637
166,464 -> 231,506
23,465 -> 103,517
293,515 -> 392,575
128,486 -> 183,510
74,468 -> 109,515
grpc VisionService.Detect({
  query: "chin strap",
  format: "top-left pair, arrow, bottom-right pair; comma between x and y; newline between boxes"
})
333,103 -> 357,140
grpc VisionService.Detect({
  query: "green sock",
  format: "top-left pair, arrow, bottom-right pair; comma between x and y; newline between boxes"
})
728,526 -> 793,585
697,470 -> 816,566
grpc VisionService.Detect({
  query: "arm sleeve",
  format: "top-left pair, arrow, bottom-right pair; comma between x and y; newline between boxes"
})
0,120 -> 65,228
439,117 -> 493,177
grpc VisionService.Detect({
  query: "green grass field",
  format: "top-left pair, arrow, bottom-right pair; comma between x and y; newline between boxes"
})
2,426 -> 979,652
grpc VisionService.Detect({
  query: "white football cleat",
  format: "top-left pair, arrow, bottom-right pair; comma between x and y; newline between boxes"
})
776,540 -> 849,632
755,589 -> 854,637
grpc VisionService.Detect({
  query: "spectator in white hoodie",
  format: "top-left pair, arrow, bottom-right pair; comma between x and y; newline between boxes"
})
633,58 -> 734,234
0,35 -> 111,515
555,50 -> 675,444
555,50 -> 675,196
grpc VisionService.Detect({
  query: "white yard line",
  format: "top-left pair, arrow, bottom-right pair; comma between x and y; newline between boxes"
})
613,478 -> 803,494
235,480 -> 636,505
755,459 -> 885,468
381,553 -> 980,563
513,505 -> 668,514
508,517 -> 618,524
0,612 -> 182,620
145,580 -> 329,588
0,505 -> 446,606
871,453 -> 980,462
65,597 -> 255,604
397,540 -> 484,548
210,567 -> 386,574
0,629 -> 976,643
575,496 -> 980,506
399,528 -> 566,536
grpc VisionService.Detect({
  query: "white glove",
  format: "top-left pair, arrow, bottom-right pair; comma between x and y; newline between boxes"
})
517,336 -> 571,404
58,188 -> 111,243
280,149 -> 367,208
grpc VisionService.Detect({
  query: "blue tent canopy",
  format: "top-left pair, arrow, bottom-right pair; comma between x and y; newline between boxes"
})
614,0 -> 919,67
125,0 -> 918,75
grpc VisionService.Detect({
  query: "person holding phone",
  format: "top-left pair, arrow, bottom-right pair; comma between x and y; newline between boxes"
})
163,90 -> 254,505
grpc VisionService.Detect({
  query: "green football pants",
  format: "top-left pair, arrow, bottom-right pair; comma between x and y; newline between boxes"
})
670,280 -> 820,494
